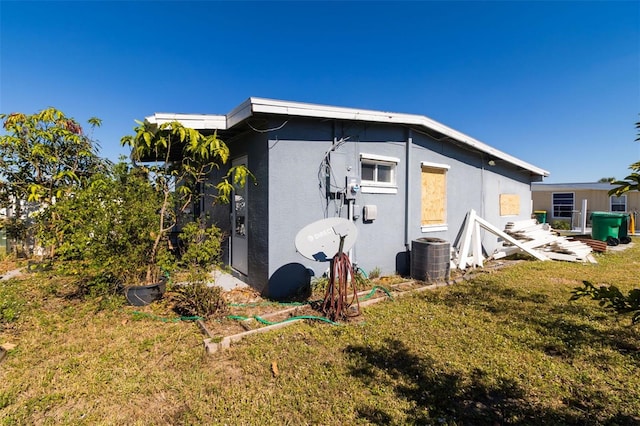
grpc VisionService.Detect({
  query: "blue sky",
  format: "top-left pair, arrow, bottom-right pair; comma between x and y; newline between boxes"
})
1,1 -> 638,183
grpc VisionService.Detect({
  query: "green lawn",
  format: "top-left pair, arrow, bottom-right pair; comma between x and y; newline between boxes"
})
1,243 -> 639,425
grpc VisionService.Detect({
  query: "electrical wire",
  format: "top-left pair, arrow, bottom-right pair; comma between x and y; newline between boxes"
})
246,120 -> 289,133
317,137 -> 349,217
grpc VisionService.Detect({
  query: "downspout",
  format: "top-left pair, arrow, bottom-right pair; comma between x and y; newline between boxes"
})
405,129 -> 412,251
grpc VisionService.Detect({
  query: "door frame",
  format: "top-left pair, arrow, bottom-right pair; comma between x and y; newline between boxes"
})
230,156 -> 249,275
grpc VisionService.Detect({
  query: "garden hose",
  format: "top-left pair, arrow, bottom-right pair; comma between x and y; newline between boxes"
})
323,251 -> 360,321
361,285 -> 394,301
227,314 -> 341,326
228,285 -> 392,308
228,300 -> 307,308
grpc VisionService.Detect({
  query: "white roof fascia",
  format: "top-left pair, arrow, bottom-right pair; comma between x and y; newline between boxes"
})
226,98 -> 254,128
145,98 -> 549,177
532,182 -> 618,192
145,113 -> 227,130
247,98 -> 549,177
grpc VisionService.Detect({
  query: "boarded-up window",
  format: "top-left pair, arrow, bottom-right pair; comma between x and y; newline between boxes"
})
421,165 -> 447,226
500,194 -> 520,216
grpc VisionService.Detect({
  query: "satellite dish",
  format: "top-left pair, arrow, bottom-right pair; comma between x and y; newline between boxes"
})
295,217 -> 358,262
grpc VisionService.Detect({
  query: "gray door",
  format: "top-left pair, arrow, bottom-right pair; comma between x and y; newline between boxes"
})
231,156 -> 248,275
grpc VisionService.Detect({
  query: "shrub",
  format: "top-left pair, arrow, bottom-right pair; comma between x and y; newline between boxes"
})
551,220 -> 571,230
368,266 -> 381,279
172,282 -> 226,318
178,219 -> 224,271
571,280 -> 640,325
35,161 -> 171,287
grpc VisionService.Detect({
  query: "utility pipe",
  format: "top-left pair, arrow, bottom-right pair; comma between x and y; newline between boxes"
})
404,129 -> 412,251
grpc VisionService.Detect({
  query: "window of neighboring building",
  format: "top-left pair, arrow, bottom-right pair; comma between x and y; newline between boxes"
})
421,161 -> 450,232
610,195 -> 627,212
360,153 -> 399,194
552,192 -> 574,218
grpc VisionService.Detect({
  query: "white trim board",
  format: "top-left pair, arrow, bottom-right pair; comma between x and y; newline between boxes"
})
145,98 -> 549,177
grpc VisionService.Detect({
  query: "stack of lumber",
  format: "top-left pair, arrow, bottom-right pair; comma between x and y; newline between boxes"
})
501,219 -> 597,263
569,235 -> 607,252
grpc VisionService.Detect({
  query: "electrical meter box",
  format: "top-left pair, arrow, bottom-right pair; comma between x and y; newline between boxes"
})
345,177 -> 361,200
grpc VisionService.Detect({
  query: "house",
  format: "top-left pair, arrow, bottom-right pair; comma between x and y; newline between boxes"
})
146,98 -> 549,298
532,182 -> 640,229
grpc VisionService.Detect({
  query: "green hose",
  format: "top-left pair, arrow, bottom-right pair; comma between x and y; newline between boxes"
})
228,285 -> 393,307
128,286 -> 391,324
228,301 -> 307,308
228,314 -> 341,326
362,285 -> 394,300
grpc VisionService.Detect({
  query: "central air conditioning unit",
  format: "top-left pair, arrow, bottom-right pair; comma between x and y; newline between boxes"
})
410,238 -> 451,283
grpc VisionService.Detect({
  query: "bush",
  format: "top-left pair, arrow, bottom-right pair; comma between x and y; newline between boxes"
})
178,219 -> 224,271
368,266 -> 381,279
35,161 -> 171,287
571,280 -> 640,325
172,282 -> 226,318
551,220 -> 571,230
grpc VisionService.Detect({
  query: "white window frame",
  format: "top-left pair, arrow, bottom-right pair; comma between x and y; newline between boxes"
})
610,195 -> 627,212
360,153 -> 399,194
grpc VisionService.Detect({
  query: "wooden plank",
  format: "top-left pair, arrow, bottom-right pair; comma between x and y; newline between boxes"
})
569,236 -> 607,252
456,210 -> 476,270
505,219 -> 538,231
473,211 -> 549,261
540,251 -> 592,262
472,220 -> 483,267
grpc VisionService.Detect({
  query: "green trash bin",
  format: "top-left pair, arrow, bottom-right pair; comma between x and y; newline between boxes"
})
534,210 -> 547,224
590,212 -> 626,245
619,214 -> 631,243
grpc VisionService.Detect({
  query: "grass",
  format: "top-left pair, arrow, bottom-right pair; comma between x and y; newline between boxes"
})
1,243 -> 640,425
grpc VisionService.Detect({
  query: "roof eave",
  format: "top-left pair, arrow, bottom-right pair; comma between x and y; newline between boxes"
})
145,98 -> 550,177
247,98 -> 549,177
145,112 -> 227,130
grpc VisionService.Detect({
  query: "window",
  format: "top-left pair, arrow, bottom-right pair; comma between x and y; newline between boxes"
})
421,161 -> 450,232
552,192 -> 574,218
610,195 -> 627,212
360,153 -> 399,194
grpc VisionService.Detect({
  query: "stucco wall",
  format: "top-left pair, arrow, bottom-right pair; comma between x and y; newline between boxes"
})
262,117 -> 535,298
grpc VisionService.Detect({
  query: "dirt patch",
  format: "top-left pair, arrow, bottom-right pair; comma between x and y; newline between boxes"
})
165,280 -> 412,341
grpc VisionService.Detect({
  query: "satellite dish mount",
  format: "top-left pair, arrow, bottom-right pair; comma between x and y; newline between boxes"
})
295,218 -> 361,321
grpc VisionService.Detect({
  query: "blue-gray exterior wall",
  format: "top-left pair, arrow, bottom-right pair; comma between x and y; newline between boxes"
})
204,116 -> 534,298
261,117 -> 533,298
204,130 -> 271,294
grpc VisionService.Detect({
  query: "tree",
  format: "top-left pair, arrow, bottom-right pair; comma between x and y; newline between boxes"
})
573,118 -> 640,324
608,119 -> 640,197
0,107 -> 107,255
0,107 -> 106,203
120,120 -> 252,284
598,177 -> 616,183
571,281 -> 640,325
35,161 -> 167,288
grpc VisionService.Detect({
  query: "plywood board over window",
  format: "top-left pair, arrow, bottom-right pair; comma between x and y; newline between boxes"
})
421,164 -> 447,228
500,194 -> 520,216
